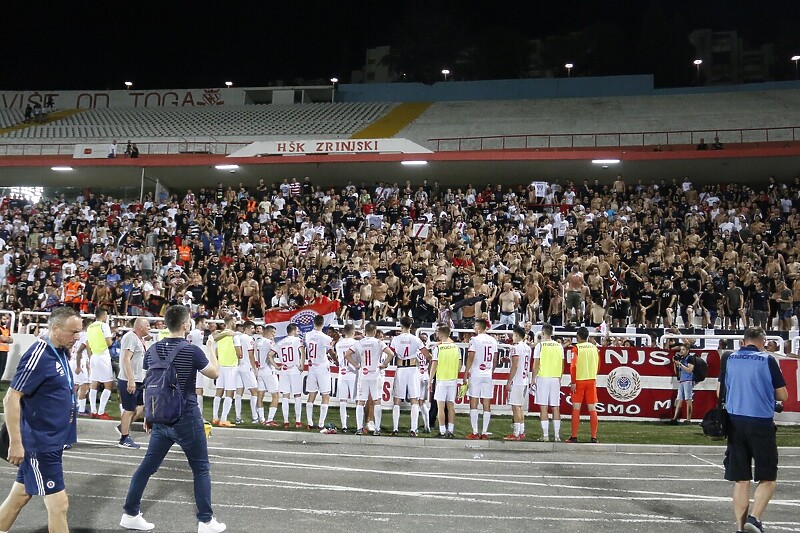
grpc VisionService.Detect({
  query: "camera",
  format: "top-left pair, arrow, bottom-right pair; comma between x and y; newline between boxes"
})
672,354 -> 682,362
775,402 -> 784,414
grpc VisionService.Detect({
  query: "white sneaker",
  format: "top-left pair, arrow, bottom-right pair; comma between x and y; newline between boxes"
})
554,436 -> 561,442
198,517 -> 226,533
366,421 -> 376,432
120,513 -> 155,531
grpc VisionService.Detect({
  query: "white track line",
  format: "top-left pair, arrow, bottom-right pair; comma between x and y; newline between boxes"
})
61,493 -> 800,529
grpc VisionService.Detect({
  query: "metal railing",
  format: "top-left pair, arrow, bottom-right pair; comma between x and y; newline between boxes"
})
429,125 -> 800,152
0,140 -> 249,157
660,333 -> 786,353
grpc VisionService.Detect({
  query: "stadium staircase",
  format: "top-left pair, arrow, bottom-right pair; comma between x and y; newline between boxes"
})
350,102 -> 431,139
0,108 -> 85,136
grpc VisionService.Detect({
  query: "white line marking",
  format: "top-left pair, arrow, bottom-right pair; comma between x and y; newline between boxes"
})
692,453 -> 725,470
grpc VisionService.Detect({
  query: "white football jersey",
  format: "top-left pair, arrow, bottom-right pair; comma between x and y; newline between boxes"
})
305,330 -> 333,368
234,333 -> 255,369
468,333 -> 498,378
187,328 -> 205,348
358,336 -> 388,379
390,332 -> 425,363
335,337 -> 361,375
274,336 -> 304,372
257,337 -> 276,374
511,341 -> 532,386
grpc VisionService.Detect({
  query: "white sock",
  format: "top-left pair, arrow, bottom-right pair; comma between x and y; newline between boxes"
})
482,411 -> 492,434
439,425 -> 446,434
373,404 -> 382,430
249,397 -> 258,421
98,389 -> 111,415
257,407 -> 265,421
197,394 -> 204,414
541,420 -> 549,438
421,402 -> 430,430
306,402 -> 314,427
340,402 -> 348,428
77,397 -> 86,413
234,393 -> 242,419
221,397 -> 232,421
553,420 -> 561,438
282,398 -> 290,423
470,409 -> 479,434
212,396 -> 221,420
513,423 -> 521,436
410,404 -> 419,432
392,405 -> 400,431
356,405 -> 364,429
447,422 -> 455,433
521,422 -> 525,435
267,407 -> 277,422
89,389 -> 98,414
319,404 -> 328,427
294,398 -> 302,423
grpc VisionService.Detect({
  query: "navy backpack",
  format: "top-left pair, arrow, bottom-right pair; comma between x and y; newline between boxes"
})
144,340 -> 188,424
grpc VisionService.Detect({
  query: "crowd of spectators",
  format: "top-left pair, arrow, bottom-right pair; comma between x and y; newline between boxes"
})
2,173 -> 800,337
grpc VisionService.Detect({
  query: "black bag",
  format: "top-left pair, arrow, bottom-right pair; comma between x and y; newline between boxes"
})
692,355 -> 708,384
701,354 -> 728,438
701,407 -> 729,438
0,422 -> 10,462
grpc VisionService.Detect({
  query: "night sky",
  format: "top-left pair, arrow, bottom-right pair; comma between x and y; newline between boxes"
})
5,0 -> 800,90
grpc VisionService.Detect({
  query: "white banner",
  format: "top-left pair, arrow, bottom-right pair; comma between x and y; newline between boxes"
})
73,144 -> 115,159
227,138 -> 433,157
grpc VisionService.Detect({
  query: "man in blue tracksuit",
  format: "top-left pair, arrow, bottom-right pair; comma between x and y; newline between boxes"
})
719,327 -> 787,533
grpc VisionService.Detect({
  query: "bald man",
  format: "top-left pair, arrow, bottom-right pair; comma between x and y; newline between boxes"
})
117,318 -> 151,449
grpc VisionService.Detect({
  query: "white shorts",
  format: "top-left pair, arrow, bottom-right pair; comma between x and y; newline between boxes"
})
257,369 -> 279,394
337,373 -> 356,401
306,366 -> 331,395
417,371 -> 430,400
70,359 -> 90,386
394,367 -> 421,400
89,354 -> 114,383
468,375 -> 493,399
357,377 -> 381,402
195,371 -> 206,391
236,367 -> 258,390
279,371 -> 303,395
434,381 -> 457,403
535,376 -> 561,407
509,385 -> 527,406
215,366 -> 238,391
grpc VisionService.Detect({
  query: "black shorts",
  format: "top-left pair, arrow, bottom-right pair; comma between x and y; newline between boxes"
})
724,417 -> 778,482
118,379 -> 144,412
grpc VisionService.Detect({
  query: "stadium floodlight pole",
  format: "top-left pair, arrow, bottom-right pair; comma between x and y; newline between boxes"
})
565,63 -> 574,77
225,81 -> 233,88
330,78 -> 338,103
441,69 -> 450,81
792,55 -> 800,80
693,59 -> 703,86
124,81 -> 133,90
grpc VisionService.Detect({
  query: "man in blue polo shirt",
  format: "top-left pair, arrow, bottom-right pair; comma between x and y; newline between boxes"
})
719,327 -> 788,533
121,305 -> 225,532
0,307 -> 82,533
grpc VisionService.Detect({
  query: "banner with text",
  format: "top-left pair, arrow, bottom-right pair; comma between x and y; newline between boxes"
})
227,138 -> 433,157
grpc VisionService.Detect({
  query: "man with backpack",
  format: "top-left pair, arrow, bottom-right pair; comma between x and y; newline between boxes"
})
668,344 -> 695,425
121,305 -> 225,532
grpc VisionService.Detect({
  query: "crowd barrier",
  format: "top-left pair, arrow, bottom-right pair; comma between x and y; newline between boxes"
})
2,310 -> 797,423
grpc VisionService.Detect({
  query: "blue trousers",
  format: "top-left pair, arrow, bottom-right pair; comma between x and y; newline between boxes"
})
123,413 -> 213,522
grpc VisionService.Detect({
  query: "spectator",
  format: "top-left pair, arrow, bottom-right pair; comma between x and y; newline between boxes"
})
697,137 -> 708,150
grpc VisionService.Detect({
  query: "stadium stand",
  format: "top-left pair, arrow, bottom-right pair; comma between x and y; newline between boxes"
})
400,89 -> 800,148
0,103 -> 394,140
